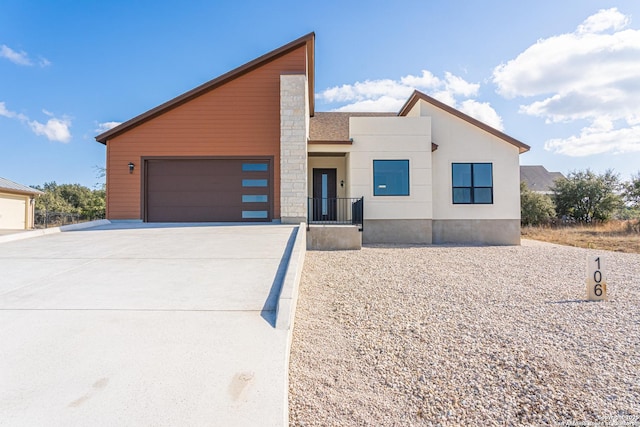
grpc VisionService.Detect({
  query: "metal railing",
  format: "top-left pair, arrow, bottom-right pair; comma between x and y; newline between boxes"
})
307,197 -> 363,231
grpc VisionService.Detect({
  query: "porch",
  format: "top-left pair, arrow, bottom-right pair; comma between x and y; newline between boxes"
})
306,197 -> 363,250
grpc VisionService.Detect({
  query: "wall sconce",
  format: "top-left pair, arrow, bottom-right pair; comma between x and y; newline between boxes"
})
340,180 -> 344,188
128,162 -> 135,174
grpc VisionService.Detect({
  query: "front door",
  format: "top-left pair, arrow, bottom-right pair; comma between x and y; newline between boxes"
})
312,168 -> 337,221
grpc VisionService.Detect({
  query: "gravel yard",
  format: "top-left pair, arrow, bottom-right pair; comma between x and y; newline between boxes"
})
289,240 -> 640,426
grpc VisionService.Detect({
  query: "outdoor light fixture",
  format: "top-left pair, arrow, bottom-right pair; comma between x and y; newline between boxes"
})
128,162 -> 135,173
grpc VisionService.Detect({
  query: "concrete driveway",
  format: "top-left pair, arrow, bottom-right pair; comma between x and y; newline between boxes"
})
0,222 -> 300,426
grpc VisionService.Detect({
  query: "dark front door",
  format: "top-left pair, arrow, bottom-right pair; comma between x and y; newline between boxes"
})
312,168 -> 337,221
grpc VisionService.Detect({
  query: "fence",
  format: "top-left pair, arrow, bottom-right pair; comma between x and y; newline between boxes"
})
34,210 -> 104,229
307,197 -> 364,230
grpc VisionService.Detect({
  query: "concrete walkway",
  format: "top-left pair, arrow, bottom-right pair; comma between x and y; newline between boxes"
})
0,222 -> 301,426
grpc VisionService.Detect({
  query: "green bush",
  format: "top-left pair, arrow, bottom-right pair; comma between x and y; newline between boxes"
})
520,182 -> 556,226
33,182 -> 106,220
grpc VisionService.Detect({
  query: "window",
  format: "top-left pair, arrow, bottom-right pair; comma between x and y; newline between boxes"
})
242,210 -> 268,219
242,179 -> 268,187
452,163 -> 493,204
242,195 -> 268,203
242,163 -> 268,172
373,160 -> 409,196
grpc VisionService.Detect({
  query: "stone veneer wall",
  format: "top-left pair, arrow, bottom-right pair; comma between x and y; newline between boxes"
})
280,74 -> 308,224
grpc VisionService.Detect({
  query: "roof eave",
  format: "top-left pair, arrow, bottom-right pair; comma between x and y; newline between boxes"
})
0,188 -> 43,196
96,32 -> 315,144
399,90 -> 531,154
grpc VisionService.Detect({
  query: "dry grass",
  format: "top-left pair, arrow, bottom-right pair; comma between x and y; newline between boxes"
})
522,220 -> 640,254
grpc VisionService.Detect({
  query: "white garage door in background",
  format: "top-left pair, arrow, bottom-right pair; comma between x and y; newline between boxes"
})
0,194 -> 27,229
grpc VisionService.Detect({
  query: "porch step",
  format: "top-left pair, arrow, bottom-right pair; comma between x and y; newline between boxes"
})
306,224 -> 362,250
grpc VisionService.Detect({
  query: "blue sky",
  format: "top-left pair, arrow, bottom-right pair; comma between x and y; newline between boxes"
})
1,0 -> 639,188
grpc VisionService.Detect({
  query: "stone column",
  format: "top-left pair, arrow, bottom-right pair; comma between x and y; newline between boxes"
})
280,74 -> 308,224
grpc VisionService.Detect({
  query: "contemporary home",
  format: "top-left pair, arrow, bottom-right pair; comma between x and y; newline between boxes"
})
0,177 -> 43,230
96,33 -> 529,247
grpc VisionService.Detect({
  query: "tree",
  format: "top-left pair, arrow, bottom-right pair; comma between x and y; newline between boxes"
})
33,182 -> 77,213
33,182 -> 106,219
551,169 -> 622,222
520,182 -> 556,226
624,172 -> 640,207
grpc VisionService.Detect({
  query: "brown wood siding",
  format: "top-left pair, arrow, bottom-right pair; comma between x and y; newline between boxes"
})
105,45 -> 307,220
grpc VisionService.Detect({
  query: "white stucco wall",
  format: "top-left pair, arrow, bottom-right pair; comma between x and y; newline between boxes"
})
348,117 -> 432,220
410,100 -> 521,220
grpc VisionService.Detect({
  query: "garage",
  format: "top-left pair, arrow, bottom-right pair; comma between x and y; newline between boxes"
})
144,158 -> 272,222
0,193 -> 27,229
0,178 -> 42,230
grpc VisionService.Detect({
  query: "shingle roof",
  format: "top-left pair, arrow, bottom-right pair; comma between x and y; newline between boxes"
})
0,177 -> 44,195
520,165 -> 564,193
309,112 -> 395,142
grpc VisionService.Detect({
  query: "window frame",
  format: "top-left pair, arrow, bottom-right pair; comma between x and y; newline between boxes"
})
451,162 -> 494,204
373,159 -> 410,197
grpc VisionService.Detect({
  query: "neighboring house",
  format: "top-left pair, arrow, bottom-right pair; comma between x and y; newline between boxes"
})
96,33 -> 530,246
0,177 -> 43,230
520,165 -> 564,194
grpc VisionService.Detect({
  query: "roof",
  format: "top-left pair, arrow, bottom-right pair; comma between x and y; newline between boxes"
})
520,165 -> 565,193
309,112 -> 395,142
96,32 -> 315,144
308,111 -> 439,151
398,90 -> 530,154
0,177 -> 44,196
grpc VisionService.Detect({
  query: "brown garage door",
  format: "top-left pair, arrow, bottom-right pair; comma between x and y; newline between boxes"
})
145,158 -> 272,222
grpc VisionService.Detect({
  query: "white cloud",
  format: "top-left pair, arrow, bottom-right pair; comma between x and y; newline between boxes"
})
444,72 -> 479,97
320,78 -> 415,104
318,70 -> 503,128
400,70 -> 441,88
0,44 -> 32,65
577,7 -> 629,34
332,96 -> 407,113
492,8 -> 640,156
0,44 -> 50,67
95,121 -> 122,133
0,101 -> 28,121
0,101 -> 71,142
544,123 -> 640,156
29,117 -> 72,143
38,57 -> 51,67
459,100 -> 504,131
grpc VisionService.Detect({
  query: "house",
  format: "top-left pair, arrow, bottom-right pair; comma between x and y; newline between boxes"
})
0,177 -> 43,230
520,165 -> 564,194
96,33 -> 530,247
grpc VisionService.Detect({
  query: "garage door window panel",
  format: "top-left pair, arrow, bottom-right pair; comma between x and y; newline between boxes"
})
242,195 -> 268,203
242,179 -> 268,187
242,163 -> 269,172
242,210 -> 269,219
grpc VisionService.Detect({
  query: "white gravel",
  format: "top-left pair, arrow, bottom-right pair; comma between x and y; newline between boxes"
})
289,240 -> 640,426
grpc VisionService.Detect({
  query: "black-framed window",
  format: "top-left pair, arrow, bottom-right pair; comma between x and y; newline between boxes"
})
373,160 -> 409,196
452,163 -> 493,204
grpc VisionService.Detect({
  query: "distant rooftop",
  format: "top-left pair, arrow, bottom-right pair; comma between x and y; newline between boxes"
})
0,177 -> 44,196
520,165 -> 564,193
